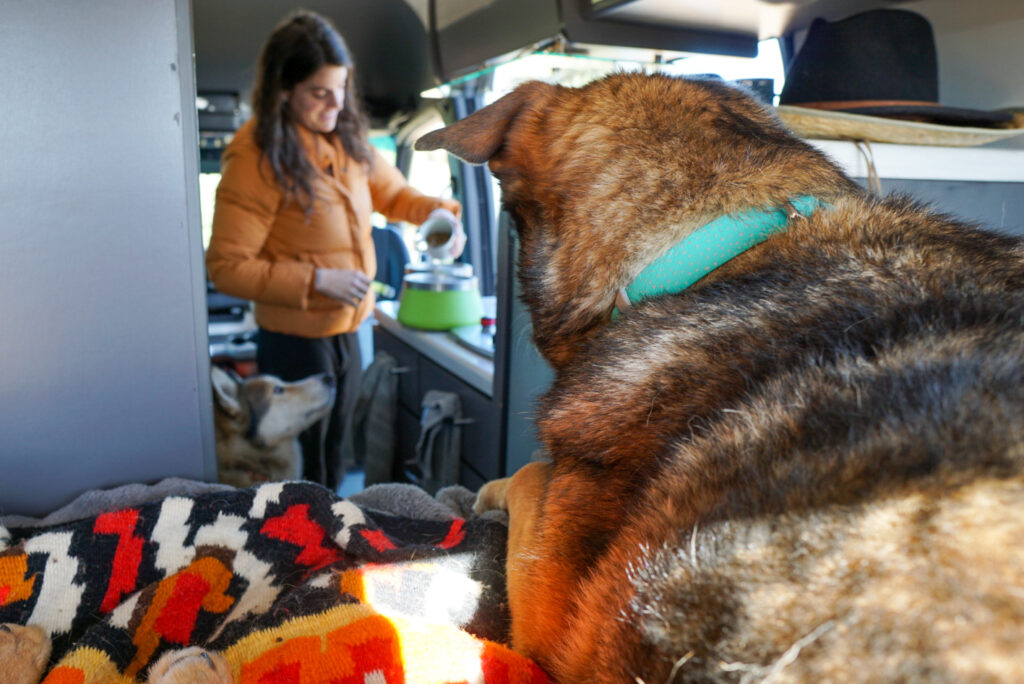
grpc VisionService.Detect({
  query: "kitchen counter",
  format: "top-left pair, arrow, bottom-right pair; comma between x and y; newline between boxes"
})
374,298 -> 495,397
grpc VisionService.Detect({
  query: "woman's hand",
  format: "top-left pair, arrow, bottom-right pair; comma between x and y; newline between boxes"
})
449,220 -> 467,259
314,268 -> 371,307
426,204 -> 466,259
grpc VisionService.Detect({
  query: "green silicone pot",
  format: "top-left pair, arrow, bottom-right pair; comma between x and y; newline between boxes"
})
397,272 -> 484,331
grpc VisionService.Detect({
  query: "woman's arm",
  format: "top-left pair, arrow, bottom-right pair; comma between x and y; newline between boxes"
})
367,148 -> 462,225
368,149 -> 465,258
205,141 -> 318,309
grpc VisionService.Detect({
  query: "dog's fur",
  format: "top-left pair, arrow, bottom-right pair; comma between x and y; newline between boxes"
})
211,366 -> 335,487
0,624 -> 51,684
417,73 -> 1024,682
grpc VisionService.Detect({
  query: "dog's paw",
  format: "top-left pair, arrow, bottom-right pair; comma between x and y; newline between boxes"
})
147,647 -> 233,684
474,477 -> 514,514
0,623 -> 52,684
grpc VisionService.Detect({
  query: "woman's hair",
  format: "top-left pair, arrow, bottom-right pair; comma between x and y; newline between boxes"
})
251,10 -> 373,211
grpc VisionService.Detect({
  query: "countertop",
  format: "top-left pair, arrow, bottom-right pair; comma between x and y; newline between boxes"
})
374,298 -> 495,397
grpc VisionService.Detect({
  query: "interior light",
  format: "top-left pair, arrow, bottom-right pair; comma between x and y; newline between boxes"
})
420,84 -> 451,99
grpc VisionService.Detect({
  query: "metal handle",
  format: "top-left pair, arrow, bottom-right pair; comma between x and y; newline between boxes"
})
389,366 -> 411,375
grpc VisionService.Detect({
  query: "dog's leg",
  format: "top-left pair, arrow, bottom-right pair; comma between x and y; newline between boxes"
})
473,475 -> 515,514
147,647 -> 233,684
478,462 -> 581,667
502,462 -> 555,653
0,624 -> 51,684
484,461 -> 644,678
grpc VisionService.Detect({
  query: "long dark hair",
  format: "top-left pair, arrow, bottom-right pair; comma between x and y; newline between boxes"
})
252,10 -> 373,211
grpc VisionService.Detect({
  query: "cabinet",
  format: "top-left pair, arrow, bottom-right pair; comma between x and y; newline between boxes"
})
373,324 -> 500,492
0,0 -> 214,516
808,140 -> 1024,236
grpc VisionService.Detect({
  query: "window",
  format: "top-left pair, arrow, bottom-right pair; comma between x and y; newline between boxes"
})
396,110 -> 460,260
199,172 -> 221,250
486,38 -> 785,103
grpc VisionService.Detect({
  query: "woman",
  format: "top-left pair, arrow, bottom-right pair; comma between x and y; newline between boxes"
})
207,10 -> 462,490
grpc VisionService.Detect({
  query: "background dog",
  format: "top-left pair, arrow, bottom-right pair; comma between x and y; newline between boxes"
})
417,73 -> 1024,682
211,366 -> 335,487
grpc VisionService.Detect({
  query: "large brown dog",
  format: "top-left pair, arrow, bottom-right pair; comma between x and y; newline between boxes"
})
416,73 -> 1024,682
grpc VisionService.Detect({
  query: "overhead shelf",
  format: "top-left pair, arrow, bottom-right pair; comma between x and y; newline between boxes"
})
807,139 -> 1024,183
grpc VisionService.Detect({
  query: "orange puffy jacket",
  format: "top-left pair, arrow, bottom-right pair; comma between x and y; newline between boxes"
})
206,118 -> 460,338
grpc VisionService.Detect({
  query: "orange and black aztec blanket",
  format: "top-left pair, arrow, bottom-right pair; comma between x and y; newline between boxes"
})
0,481 -> 549,683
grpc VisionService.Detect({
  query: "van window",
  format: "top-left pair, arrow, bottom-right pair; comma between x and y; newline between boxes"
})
399,109 -> 459,259
369,135 -> 399,232
199,171 -> 220,249
487,38 -> 785,103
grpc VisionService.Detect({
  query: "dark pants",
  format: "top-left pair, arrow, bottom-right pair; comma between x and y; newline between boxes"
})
256,328 -> 362,490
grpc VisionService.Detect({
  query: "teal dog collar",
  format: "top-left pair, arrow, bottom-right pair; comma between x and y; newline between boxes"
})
617,195 -> 824,312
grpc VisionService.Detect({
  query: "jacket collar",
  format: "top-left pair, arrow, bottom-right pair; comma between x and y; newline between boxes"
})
295,124 -> 341,173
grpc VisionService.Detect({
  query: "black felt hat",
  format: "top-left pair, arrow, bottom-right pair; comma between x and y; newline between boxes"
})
779,9 -> 1011,127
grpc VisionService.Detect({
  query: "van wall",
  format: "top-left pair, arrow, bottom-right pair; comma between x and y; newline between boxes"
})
0,0 -> 214,516
918,0 -> 1024,113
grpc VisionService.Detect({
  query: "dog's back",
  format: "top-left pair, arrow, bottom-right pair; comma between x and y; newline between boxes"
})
551,197 -> 1024,682
418,73 -> 1024,682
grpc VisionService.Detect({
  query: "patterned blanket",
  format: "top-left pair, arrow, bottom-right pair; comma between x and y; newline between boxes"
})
0,481 -> 548,683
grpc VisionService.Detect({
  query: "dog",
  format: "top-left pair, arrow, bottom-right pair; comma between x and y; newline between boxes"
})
415,72 -> 1024,682
211,365 -> 335,487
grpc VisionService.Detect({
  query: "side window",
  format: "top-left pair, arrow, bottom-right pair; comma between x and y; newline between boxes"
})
198,172 -> 221,250
369,134 -> 398,234
394,109 -> 461,261
406,140 -> 458,257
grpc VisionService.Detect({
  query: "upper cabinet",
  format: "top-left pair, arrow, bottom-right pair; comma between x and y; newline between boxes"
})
191,1 -> 1024,136
401,0 -> 940,82
193,0 -> 435,128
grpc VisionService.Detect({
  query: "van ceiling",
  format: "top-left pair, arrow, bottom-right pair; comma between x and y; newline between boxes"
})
401,0 -> 491,31
591,0 -> 921,39
193,0 -> 922,128
193,0 -> 434,128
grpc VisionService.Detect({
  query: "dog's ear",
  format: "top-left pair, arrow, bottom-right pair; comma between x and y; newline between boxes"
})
414,81 -> 554,164
210,365 -> 241,416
